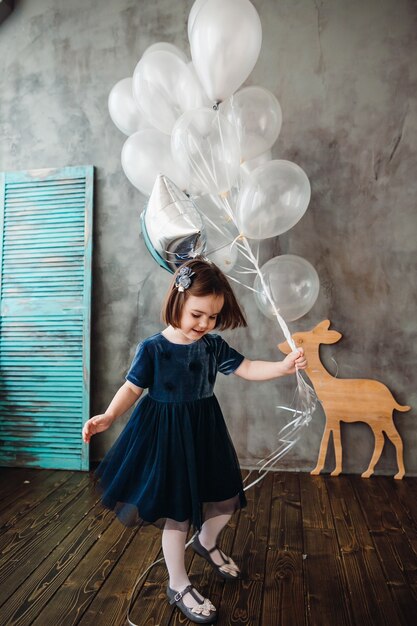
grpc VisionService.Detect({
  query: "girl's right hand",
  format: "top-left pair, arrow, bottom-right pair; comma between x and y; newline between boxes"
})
82,413 -> 115,444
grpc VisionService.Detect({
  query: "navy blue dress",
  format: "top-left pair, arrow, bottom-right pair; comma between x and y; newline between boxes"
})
95,332 -> 247,529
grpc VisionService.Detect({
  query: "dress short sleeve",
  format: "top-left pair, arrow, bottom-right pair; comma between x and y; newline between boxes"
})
125,341 -> 153,389
212,335 -> 245,375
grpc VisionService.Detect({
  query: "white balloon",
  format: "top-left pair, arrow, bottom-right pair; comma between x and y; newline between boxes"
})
240,150 -> 272,181
237,160 -> 311,239
222,87 -> 282,161
121,129 -> 188,195
133,51 -> 204,134
187,61 -> 212,107
254,255 -> 320,321
194,194 -> 239,273
187,0 -> 209,40
190,0 -> 262,103
206,230 -> 238,273
171,108 -> 241,195
142,41 -> 188,63
108,77 -> 148,136
178,63 -> 209,113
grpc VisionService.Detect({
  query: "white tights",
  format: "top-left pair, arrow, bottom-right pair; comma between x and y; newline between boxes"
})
162,514 -> 231,608
198,514 -> 231,552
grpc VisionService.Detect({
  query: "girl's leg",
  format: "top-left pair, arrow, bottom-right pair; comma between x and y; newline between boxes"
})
198,513 -> 240,574
198,513 -> 231,551
162,521 -> 206,610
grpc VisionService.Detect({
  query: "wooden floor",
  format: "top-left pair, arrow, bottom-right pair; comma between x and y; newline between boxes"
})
0,468 -> 417,626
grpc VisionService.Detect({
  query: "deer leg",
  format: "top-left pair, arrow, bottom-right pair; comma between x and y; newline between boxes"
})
385,424 -> 405,479
330,427 -> 342,476
311,426 -> 331,475
362,430 -> 384,478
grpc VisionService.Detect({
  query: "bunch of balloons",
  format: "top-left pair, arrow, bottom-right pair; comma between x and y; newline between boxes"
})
108,0 -> 319,323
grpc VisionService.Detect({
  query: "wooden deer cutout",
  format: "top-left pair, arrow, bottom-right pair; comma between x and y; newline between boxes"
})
279,320 -> 410,479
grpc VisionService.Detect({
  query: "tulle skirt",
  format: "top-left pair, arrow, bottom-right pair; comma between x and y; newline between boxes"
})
94,394 -> 247,530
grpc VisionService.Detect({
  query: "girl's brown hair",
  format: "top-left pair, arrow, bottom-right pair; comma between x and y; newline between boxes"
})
162,258 -> 247,330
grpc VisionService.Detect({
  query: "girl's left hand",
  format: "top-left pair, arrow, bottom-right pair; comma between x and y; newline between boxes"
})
280,348 -> 307,375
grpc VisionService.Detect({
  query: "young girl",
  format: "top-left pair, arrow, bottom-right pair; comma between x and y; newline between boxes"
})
83,258 -> 306,624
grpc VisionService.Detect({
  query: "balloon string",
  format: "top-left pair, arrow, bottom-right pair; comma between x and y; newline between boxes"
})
238,235 -> 296,351
216,111 -> 235,206
228,234 -> 318,486
200,208 -> 231,237
186,133 -> 220,192
229,94 -> 239,138
233,264 -> 257,273
243,373 -> 317,491
227,272 -> 260,294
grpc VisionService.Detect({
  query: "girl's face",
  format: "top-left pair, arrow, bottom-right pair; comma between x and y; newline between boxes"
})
177,293 -> 224,343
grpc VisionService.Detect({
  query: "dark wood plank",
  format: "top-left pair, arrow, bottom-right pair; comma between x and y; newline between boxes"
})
300,474 -> 353,626
303,527 -> 353,626
0,469 -> 416,626
326,475 -> 403,625
0,472 -> 90,572
0,468 -> 48,497
299,473 -> 334,530
30,517 -> 137,626
0,469 -> 61,515
128,581 -> 174,626
221,579 -> 263,625
78,523 -> 163,626
352,476 -> 417,624
380,477 -> 417,559
0,470 -> 74,535
385,477 -> 417,538
261,471 -> 306,626
233,470 -> 273,581
270,472 -> 303,551
0,480 -> 99,606
0,501 -> 114,625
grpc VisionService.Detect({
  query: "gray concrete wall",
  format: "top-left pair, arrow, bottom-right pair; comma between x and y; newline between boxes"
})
1,0 -> 416,475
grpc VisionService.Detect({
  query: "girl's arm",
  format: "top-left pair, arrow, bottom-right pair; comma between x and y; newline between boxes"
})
234,348 -> 307,381
82,381 -> 143,443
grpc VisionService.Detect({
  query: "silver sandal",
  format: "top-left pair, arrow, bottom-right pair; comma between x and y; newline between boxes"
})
192,534 -> 241,580
167,584 -> 217,624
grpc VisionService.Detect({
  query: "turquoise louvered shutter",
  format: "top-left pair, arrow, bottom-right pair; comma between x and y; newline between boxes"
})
0,166 -> 93,470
